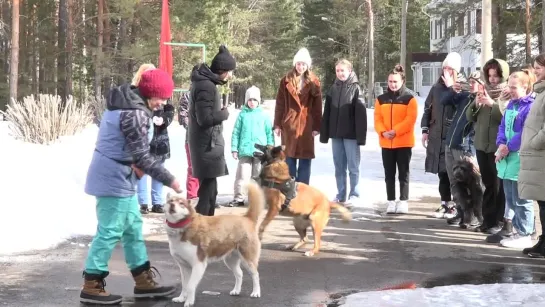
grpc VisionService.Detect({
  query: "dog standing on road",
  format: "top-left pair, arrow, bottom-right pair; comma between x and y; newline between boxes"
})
254,144 -> 352,257
165,181 -> 264,306
452,157 -> 484,229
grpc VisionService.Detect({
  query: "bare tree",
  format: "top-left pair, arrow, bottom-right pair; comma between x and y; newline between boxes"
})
542,0 -> 545,52
525,0 -> 531,62
9,0 -> 20,105
95,0 -> 104,97
366,0 -> 374,103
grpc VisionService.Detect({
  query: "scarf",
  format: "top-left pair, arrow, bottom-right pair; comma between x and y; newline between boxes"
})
485,82 -> 510,114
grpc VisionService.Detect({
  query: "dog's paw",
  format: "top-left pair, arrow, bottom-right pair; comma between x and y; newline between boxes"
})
172,295 -> 186,303
250,291 -> 261,298
229,289 -> 241,296
304,250 -> 315,257
183,300 -> 195,307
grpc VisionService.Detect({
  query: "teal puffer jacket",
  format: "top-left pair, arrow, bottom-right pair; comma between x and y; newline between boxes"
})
231,105 -> 274,157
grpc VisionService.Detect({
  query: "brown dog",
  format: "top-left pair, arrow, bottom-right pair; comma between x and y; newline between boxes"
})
165,180 -> 264,306
254,144 -> 352,257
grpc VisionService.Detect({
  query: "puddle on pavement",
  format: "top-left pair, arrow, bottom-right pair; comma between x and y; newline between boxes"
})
325,265 -> 545,306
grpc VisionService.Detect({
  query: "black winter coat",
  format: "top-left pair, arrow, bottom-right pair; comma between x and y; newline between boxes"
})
420,80 -> 455,174
320,72 -> 367,145
187,64 -> 229,179
149,103 -> 175,160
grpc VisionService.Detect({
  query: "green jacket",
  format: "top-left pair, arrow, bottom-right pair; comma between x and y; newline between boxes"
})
231,105 -> 274,158
465,58 -> 510,153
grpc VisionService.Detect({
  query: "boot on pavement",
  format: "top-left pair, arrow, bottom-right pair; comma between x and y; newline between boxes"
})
526,236 -> 545,257
486,220 -> 514,243
131,261 -> 176,298
80,272 -> 123,305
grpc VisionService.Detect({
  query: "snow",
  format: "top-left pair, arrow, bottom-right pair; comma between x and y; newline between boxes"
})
340,283 -> 545,306
0,97 -> 436,255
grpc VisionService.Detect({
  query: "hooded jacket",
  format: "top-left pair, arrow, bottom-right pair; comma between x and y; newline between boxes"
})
320,72 -> 367,145
231,103 -> 274,158
466,58 -> 510,153
85,84 -> 175,197
375,85 -> 418,149
442,88 -> 475,151
188,63 -> 230,179
496,94 -> 534,181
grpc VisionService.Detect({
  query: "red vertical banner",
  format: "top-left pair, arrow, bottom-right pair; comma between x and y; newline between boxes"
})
158,0 -> 173,77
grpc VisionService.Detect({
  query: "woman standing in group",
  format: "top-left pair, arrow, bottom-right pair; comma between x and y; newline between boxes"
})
375,64 -> 418,214
466,58 -> 511,239
274,47 -> 323,184
519,54 -> 545,257
320,59 -> 367,205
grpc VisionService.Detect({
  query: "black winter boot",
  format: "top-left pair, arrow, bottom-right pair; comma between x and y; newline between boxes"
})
80,272 -> 123,305
151,205 -> 164,213
131,261 -> 176,298
140,205 -> 149,215
526,236 -> 545,257
486,220 -> 514,243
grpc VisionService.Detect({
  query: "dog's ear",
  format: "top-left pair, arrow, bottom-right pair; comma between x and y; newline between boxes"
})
166,191 -> 173,200
280,145 -> 286,151
188,198 -> 199,208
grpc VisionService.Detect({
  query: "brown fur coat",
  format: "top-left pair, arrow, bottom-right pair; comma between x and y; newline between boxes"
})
274,72 -> 322,159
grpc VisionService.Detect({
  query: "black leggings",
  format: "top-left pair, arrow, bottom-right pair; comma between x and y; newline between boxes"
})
438,171 -> 452,202
196,178 -> 217,216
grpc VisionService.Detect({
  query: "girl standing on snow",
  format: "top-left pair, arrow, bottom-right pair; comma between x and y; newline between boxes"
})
375,64 -> 418,214
274,47 -> 322,184
227,86 -> 274,207
320,59 -> 367,206
491,69 -> 536,249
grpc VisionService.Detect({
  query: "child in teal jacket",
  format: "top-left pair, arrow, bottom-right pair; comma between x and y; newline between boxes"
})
227,86 -> 274,207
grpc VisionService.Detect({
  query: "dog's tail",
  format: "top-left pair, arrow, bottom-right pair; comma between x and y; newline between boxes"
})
245,180 -> 265,224
330,202 -> 352,223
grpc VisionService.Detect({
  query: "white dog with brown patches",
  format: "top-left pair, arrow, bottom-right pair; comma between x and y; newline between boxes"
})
165,180 -> 264,306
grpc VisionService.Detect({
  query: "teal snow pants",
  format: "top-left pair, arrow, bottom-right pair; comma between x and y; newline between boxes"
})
84,195 -> 148,274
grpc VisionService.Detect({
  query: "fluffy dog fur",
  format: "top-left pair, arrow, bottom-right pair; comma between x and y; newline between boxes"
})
254,144 -> 352,257
452,157 -> 484,228
165,180 -> 264,307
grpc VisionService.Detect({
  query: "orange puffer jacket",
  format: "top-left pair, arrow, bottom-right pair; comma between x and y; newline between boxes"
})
374,87 -> 418,149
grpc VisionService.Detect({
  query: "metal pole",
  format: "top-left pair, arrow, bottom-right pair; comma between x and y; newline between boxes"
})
481,0 -> 493,67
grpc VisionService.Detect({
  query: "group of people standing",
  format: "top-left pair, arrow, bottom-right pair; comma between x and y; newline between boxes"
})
422,51 -> 545,255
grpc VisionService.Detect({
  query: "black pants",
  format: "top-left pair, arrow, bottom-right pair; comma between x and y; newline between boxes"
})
438,171 -> 451,202
476,150 -> 505,227
196,178 -> 217,216
382,148 -> 412,201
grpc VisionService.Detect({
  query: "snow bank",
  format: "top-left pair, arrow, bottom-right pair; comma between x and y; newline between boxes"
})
341,283 -> 545,306
0,96 -> 436,255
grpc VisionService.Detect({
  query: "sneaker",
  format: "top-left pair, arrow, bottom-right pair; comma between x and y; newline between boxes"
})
386,201 -> 396,214
460,216 -> 481,230
150,205 -> 164,213
396,201 -> 408,214
332,197 -> 346,204
444,206 -> 458,219
224,200 -> 244,207
140,205 -> 149,215
446,208 -> 462,226
486,221 -> 514,243
431,205 -> 448,218
344,196 -> 359,209
500,234 -> 533,249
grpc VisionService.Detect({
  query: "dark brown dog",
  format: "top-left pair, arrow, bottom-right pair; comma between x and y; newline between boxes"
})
253,144 -> 352,257
452,157 -> 484,229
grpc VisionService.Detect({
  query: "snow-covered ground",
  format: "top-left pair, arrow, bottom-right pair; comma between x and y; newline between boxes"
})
0,97 -> 437,255
341,283 -> 545,306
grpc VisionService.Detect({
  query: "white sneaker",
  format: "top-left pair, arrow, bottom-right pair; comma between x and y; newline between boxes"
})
500,234 -> 533,249
396,201 -> 409,214
386,201 -> 396,214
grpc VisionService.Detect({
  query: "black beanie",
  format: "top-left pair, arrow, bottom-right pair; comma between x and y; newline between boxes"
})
210,45 -> 236,74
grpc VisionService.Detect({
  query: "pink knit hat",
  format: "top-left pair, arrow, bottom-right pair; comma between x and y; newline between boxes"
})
138,69 -> 174,99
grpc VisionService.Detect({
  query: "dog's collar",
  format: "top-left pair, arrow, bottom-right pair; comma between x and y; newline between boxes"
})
166,217 -> 192,229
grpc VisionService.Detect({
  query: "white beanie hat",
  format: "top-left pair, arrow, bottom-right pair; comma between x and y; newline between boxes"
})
442,52 -> 462,73
245,86 -> 261,104
293,48 -> 312,67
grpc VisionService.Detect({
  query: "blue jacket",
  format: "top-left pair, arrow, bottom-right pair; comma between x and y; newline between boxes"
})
231,105 -> 274,157
441,88 -> 475,153
85,84 -> 175,198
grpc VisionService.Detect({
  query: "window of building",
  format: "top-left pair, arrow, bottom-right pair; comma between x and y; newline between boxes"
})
457,13 -> 465,36
467,11 -> 472,34
476,9 -> 482,34
422,67 -> 434,86
451,16 -> 456,36
439,18 -> 443,39
434,20 -> 438,39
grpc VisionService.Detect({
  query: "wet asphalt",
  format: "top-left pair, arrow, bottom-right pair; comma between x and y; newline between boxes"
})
2,198 -> 545,307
